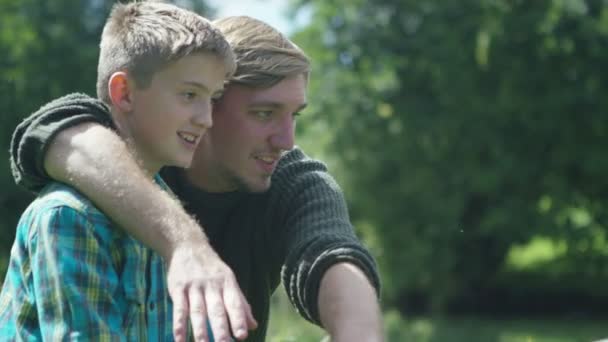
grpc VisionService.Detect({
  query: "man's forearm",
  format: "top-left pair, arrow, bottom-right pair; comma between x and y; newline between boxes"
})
318,262 -> 383,342
44,122 -> 209,258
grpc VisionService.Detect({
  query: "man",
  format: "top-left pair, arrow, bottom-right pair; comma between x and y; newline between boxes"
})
11,15 -> 382,342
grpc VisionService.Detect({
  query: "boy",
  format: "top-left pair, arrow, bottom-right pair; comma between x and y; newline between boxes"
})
0,1 -> 235,340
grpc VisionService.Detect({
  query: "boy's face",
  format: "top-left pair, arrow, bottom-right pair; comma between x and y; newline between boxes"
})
188,74 -> 308,193
125,53 -> 227,172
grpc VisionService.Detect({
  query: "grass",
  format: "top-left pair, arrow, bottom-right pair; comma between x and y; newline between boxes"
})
386,313 -> 607,342
267,291 -> 607,342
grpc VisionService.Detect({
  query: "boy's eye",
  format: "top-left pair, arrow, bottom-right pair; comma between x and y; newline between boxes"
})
182,91 -> 197,100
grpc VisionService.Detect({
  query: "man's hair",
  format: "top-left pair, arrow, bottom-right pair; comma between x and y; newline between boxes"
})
212,16 -> 311,88
97,1 -> 236,104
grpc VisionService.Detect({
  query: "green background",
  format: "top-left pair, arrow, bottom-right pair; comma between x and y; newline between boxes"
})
1,0 -> 606,340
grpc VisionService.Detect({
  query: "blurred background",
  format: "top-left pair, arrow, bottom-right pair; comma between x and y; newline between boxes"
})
1,0 -> 607,341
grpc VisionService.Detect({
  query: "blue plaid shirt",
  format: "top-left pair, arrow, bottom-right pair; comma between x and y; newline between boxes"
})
0,176 -> 207,341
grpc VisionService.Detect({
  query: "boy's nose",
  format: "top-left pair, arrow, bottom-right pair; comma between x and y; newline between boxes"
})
192,103 -> 213,128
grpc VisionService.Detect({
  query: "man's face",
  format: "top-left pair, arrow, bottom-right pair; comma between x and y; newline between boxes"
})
125,53 -> 226,172
188,74 -> 308,192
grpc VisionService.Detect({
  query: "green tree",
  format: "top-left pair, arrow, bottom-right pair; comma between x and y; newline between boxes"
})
293,0 -> 608,313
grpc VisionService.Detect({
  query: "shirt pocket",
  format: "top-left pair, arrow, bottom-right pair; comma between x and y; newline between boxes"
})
119,243 -> 148,341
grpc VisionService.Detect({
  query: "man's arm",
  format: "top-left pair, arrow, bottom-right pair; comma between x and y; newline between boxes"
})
273,149 -> 381,332
44,123 -> 256,341
318,263 -> 383,341
45,123 -> 199,260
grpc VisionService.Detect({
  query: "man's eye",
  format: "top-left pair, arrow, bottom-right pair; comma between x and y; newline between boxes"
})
211,95 -> 222,105
255,111 -> 272,119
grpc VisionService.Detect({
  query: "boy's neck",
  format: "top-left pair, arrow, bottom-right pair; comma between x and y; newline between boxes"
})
110,108 -> 161,178
123,138 -> 161,177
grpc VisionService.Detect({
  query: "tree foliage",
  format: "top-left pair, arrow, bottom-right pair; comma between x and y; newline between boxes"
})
293,0 -> 608,313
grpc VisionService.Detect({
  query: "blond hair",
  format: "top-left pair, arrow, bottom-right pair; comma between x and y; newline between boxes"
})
213,16 -> 311,88
96,1 -> 236,104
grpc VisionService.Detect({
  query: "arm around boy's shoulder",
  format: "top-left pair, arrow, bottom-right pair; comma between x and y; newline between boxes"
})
10,93 -> 113,192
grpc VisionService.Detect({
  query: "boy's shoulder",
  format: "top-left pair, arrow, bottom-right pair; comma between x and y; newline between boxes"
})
32,182 -> 105,216
15,182 -> 117,246
19,182 -> 110,233
27,175 -> 168,216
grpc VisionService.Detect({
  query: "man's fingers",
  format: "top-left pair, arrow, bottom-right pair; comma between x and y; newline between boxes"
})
245,299 -> 258,330
171,288 -> 189,342
205,286 -> 231,342
223,285 -> 250,340
166,246 -> 250,341
188,287 -> 210,341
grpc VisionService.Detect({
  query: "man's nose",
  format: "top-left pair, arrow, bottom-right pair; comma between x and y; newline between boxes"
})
269,116 -> 295,151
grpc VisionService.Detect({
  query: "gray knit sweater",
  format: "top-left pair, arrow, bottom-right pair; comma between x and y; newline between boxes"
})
10,93 -> 380,341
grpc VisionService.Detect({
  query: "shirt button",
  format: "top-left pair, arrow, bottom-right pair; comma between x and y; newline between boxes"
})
149,302 -> 155,311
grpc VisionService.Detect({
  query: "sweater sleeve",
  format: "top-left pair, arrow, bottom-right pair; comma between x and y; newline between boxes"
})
274,149 -> 381,326
10,93 -> 113,193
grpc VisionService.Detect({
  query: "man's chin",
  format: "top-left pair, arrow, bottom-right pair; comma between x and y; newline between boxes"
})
246,182 -> 271,193
238,176 -> 272,193
170,159 -> 193,169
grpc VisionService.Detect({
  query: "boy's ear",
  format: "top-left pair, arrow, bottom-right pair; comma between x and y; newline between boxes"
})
108,72 -> 134,113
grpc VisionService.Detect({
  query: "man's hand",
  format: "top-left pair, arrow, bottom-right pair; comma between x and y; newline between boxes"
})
167,242 -> 257,342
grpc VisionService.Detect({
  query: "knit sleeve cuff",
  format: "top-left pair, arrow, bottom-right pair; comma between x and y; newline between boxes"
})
284,243 -> 381,326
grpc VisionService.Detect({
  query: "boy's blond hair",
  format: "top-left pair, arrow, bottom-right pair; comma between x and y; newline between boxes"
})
213,16 -> 311,88
97,1 -> 236,104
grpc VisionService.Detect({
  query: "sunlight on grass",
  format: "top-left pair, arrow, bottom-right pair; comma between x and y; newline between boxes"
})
506,236 -> 568,270
267,290 -> 327,342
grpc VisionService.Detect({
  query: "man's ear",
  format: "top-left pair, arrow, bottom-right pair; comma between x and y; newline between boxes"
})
108,72 -> 134,113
